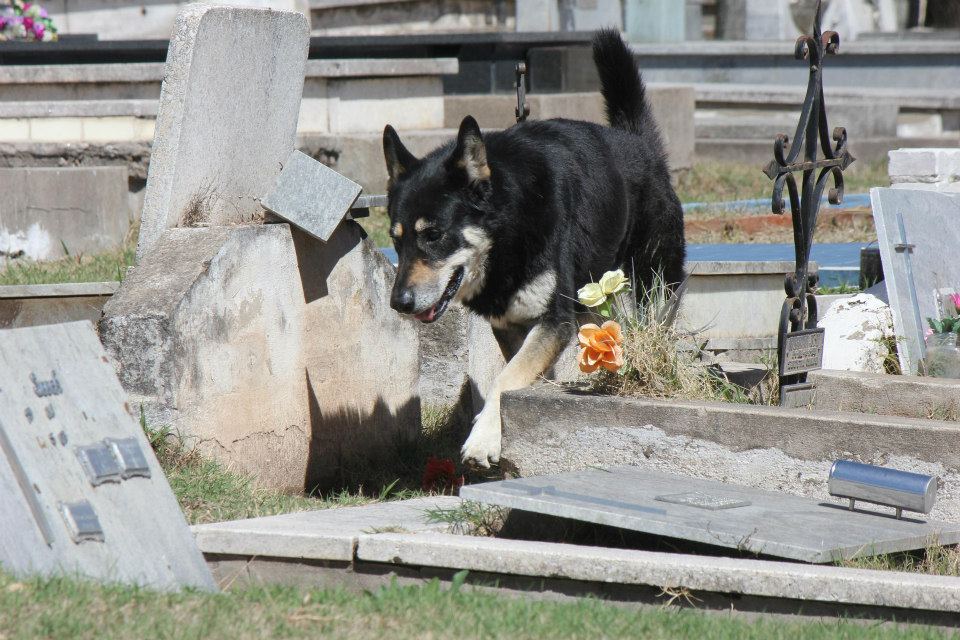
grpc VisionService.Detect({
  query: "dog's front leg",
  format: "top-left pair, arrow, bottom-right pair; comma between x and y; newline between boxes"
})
461,322 -> 568,468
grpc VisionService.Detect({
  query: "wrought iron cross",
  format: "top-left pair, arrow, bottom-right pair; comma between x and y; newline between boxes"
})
765,0 -> 855,393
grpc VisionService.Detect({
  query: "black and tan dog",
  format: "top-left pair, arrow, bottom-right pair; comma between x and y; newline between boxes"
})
383,29 -> 685,467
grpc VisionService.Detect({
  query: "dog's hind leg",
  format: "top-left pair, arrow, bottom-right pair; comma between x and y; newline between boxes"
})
461,322 -> 568,468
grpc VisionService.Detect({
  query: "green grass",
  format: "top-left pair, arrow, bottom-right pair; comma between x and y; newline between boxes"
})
0,243 -> 135,286
0,569 -> 954,640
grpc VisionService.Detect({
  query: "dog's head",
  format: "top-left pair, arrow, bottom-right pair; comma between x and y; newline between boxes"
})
383,116 -> 493,323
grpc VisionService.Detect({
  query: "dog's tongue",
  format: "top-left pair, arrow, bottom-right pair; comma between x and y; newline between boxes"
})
415,305 -> 437,323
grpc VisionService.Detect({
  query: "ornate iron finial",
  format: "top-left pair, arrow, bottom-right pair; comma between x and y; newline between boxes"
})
766,0 -> 856,404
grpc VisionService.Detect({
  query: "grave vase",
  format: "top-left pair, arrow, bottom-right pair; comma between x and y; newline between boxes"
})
924,332 -> 960,379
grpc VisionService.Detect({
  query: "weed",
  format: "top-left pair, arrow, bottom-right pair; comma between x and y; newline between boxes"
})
423,501 -> 506,536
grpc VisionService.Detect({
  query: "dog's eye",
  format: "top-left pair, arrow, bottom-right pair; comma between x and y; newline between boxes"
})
421,227 -> 443,243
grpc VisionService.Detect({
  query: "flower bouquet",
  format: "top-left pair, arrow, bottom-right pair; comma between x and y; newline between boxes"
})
0,1 -> 57,42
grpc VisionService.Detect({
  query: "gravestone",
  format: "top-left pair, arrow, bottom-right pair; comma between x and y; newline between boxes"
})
261,150 -> 361,243
461,466 -> 960,563
0,321 -> 215,591
136,3 -> 309,260
871,187 -> 960,374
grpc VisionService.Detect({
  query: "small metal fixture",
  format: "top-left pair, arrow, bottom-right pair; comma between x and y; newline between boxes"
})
515,62 -> 529,124
828,460 -> 937,519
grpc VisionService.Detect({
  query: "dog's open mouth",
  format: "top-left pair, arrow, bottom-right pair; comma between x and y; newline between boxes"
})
414,267 -> 465,323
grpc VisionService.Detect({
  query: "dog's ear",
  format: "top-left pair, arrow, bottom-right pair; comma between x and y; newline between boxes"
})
448,116 -> 490,187
383,125 -> 418,187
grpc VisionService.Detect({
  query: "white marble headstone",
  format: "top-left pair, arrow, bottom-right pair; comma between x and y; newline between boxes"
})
871,187 -> 960,374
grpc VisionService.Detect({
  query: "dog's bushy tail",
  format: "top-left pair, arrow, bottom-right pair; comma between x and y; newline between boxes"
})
592,29 -> 652,136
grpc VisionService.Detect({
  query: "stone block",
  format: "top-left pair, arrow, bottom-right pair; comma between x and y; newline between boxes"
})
355,530 -> 960,613
327,77 -> 444,134
516,0 -> 560,31
500,385 -> 960,522
136,4 -> 309,260
100,222 -> 420,492
0,118 -> 30,141
193,496 -> 460,561
889,148 -> 960,189
29,117 -> 83,142
0,321 -> 214,590
679,261 -> 804,339
460,466 -> 960,562
810,369 -> 960,419
262,150 -> 361,242
0,166 -> 130,261
0,282 -> 118,329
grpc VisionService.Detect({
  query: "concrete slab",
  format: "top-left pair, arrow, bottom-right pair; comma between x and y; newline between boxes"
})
193,496 -> 460,561
810,369 -> 960,419
0,282 -> 118,330
500,385 -> 960,522
262,150 -> 361,242
136,4 -> 309,259
871,187 -> 960,374
0,321 -> 215,591
460,466 -> 960,563
356,531 -> 960,613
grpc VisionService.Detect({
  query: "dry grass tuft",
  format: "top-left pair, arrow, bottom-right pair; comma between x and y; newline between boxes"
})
586,278 -> 774,405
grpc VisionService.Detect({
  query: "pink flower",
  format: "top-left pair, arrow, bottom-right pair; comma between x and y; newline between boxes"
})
22,16 -> 32,29
32,23 -> 42,39
951,293 -> 960,314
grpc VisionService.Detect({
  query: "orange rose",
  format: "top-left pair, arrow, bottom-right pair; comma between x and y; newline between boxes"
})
577,320 -> 624,373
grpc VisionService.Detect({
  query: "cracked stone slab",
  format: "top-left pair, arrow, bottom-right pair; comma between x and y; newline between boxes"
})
262,150 -> 362,242
357,531 -> 960,613
459,466 -> 960,563
192,496 -> 461,561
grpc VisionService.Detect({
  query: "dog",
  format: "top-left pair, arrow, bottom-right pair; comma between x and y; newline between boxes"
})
382,29 -> 685,468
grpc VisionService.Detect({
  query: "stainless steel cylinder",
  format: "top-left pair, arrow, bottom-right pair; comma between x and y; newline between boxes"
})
828,460 -> 937,515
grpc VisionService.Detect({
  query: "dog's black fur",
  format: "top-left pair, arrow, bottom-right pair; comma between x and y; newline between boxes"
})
383,29 -> 685,466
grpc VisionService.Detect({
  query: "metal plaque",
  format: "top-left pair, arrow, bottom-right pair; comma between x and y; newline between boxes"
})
781,382 -> 817,408
655,492 -> 752,510
106,438 -> 151,479
59,501 -> 105,544
75,443 -> 122,486
780,328 -> 825,376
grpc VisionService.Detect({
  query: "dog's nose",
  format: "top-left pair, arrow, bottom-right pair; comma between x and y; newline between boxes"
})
391,287 -> 416,313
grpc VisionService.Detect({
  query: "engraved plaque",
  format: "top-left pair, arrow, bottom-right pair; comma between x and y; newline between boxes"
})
75,443 -> 122,486
780,328 -> 825,376
59,501 -> 105,544
106,438 -> 151,479
655,491 -> 752,510
781,382 -> 817,408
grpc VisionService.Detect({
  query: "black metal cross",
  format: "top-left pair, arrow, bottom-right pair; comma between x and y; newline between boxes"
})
765,0 -> 855,395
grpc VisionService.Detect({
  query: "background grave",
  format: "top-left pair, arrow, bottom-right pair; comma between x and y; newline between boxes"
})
461,466 -> 960,563
0,321 -> 215,591
871,187 -> 960,374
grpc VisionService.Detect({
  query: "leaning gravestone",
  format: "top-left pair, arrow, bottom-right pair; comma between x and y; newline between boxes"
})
0,321 -> 215,591
871,187 -> 960,374
136,3 -> 309,260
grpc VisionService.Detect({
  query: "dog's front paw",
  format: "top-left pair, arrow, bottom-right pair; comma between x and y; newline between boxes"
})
461,409 -> 501,469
